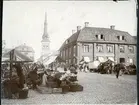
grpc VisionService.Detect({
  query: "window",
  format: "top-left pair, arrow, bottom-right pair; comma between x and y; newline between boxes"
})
117,36 -> 120,40
69,47 -> 71,55
107,45 -> 113,53
119,46 -> 124,53
63,50 -> 65,59
129,46 -> 134,53
96,35 -> 98,39
83,45 -> 89,52
97,44 -> 103,52
117,36 -> 125,41
66,49 -> 68,57
122,36 -> 124,40
96,34 -> 104,40
101,34 -> 103,39
61,51 -> 62,57
73,45 -> 76,56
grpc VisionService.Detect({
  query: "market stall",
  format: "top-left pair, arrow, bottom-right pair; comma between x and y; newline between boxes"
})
1,49 -> 33,99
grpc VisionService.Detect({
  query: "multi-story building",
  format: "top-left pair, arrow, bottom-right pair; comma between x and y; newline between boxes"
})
59,22 -> 137,66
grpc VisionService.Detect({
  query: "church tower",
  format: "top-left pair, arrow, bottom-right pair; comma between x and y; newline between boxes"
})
41,12 -> 50,56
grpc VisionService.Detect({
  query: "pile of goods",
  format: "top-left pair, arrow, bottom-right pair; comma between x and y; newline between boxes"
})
98,60 -> 113,74
37,69 -> 83,94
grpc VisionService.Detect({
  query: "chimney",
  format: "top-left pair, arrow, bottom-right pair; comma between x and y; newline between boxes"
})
85,22 -> 89,27
110,25 -> 115,29
77,26 -> 81,31
72,30 -> 76,34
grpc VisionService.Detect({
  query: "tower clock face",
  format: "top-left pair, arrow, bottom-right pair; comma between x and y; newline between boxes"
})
43,45 -> 49,49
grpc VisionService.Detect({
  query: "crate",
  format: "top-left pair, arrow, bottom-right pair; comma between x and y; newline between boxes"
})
52,88 -> 62,93
69,84 -> 83,92
61,85 -> 70,93
37,86 -> 53,94
46,81 -> 59,88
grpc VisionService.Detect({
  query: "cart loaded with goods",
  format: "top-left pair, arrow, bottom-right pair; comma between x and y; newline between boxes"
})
37,68 -> 83,94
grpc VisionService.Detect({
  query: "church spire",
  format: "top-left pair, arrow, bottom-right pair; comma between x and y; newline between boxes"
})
42,12 -> 49,42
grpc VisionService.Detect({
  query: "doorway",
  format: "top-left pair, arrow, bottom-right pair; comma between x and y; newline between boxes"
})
119,58 -> 125,63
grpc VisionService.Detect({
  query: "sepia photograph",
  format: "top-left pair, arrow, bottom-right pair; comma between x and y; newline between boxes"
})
1,0 -> 137,104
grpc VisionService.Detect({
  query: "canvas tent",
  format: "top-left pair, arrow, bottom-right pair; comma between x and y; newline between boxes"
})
2,49 -> 33,79
2,49 -> 33,62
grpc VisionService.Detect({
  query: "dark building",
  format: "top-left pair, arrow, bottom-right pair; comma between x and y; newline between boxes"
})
59,22 -> 137,66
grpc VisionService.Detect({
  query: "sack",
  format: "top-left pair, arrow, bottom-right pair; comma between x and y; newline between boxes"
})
47,75 -> 55,82
19,89 -> 28,99
69,84 -> 83,92
60,85 -> 70,93
52,88 -> 62,93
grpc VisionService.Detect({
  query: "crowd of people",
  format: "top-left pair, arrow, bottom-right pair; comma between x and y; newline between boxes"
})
1,62 -> 79,98
1,59 -> 136,99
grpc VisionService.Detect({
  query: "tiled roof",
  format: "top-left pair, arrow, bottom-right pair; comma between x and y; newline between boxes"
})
133,36 -> 137,41
77,27 -> 136,44
59,26 -> 136,51
15,44 -> 35,53
59,31 -> 80,50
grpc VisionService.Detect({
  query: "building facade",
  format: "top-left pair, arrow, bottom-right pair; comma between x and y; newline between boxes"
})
59,22 -> 137,66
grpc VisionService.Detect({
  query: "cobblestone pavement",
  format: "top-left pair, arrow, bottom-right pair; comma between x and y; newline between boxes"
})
1,72 -> 137,105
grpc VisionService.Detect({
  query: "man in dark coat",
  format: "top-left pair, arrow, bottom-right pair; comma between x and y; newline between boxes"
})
114,63 -> 124,79
14,63 -> 25,89
28,66 -> 38,89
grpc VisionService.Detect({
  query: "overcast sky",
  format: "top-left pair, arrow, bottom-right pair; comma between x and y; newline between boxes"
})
2,0 -> 137,60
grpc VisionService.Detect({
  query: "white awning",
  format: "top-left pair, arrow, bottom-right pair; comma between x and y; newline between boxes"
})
44,56 -> 57,65
84,57 -> 90,62
108,57 -> 114,62
89,60 -> 100,69
98,57 -> 105,62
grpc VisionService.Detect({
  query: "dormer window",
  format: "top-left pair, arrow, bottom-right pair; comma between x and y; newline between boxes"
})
96,34 -> 104,40
122,36 -> 124,40
100,34 -> 103,39
96,35 -> 98,39
117,36 -> 125,41
117,36 -> 120,40
66,40 -> 69,44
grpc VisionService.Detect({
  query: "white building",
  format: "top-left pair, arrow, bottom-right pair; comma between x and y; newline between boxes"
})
14,44 -> 35,61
